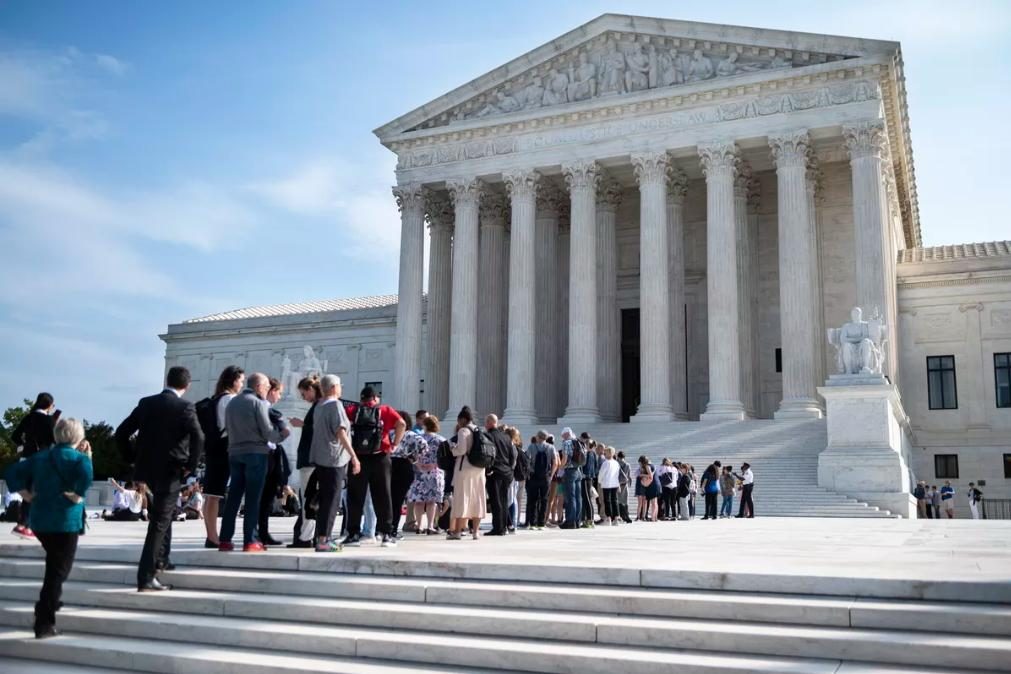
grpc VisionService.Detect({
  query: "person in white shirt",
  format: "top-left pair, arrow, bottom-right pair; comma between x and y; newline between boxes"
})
103,478 -> 145,521
967,482 -> 983,520
597,447 -> 621,526
734,463 -> 755,518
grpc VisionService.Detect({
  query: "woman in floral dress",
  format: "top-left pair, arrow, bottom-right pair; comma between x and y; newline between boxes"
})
408,415 -> 445,534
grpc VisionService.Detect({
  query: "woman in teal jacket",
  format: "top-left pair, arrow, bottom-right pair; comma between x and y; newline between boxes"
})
4,417 -> 93,639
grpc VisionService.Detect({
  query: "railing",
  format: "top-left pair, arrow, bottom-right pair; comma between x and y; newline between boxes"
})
982,499 -> 1011,520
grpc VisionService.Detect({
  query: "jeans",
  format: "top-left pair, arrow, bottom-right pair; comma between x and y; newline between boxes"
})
35,532 -> 78,633
137,489 -> 177,586
508,480 -> 520,528
562,469 -> 582,526
720,494 -> 734,517
346,453 -> 393,537
525,479 -> 549,527
220,453 -> 269,545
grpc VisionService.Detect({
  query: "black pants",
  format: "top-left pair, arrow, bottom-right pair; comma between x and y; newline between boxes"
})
17,500 -> 31,527
580,477 -> 595,523
525,479 -> 549,527
738,484 -> 755,517
486,473 -> 512,534
292,468 -> 319,542
35,532 -> 78,633
390,457 -> 415,532
602,487 -> 619,519
925,502 -> 934,519
105,508 -> 140,522
660,490 -> 676,518
704,491 -> 718,519
137,490 -> 175,587
258,473 -> 280,540
346,453 -> 392,537
315,465 -> 347,542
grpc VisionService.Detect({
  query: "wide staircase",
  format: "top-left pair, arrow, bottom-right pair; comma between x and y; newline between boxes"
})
539,418 -> 895,517
0,542 -> 1009,674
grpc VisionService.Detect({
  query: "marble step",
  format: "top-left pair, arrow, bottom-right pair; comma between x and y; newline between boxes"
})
4,545 -> 1006,602
3,560 -> 1008,637
0,602 -> 1008,674
0,659 -> 118,673
1,583 -> 1009,669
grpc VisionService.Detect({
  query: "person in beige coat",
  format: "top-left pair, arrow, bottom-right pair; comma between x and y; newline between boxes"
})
448,406 -> 486,540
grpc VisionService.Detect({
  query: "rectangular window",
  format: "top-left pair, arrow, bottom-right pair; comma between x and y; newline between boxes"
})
996,353 -> 1011,408
775,348 -> 782,374
927,355 -> 957,410
1004,454 -> 1011,479
934,454 -> 959,479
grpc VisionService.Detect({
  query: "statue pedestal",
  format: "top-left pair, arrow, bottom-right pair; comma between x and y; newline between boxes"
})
272,399 -> 311,489
817,382 -> 916,518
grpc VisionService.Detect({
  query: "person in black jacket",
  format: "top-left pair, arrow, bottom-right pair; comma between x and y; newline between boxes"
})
484,415 -> 517,536
115,367 -> 203,592
10,392 -> 57,538
287,375 -> 321,548
258,378 -> 291,546
676,464 -> 692,521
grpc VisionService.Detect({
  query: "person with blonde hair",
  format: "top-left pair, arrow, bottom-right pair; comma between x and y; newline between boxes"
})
4,417 -> 93,639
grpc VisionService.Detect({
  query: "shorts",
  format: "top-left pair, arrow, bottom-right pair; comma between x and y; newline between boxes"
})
203,452 -> 230,498
943,499 -> 955,511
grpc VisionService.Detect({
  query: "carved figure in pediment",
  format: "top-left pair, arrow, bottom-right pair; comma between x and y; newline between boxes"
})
716,51 -> 740,77
624,43 -> 651,92
567,53 -> 597,102
599,40 -> 626,95
658,49 -> 684,87
768,55 -> 793,70
519,77 -> 544,110
687,49 -> 714,81
543,68 -> 569,106
475,90 -> 521,118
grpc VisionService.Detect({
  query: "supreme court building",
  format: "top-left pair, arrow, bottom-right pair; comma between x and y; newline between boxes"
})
163,15 -> 1011,508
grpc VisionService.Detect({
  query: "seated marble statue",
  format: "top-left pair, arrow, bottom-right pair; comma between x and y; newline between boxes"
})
827,307 -> 887,376
282,345 -> 324,397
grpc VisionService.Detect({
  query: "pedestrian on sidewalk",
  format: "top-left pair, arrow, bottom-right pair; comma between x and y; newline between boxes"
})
9,392 -> 57,540
929,485 -> 942,520
524,430 -> 557,530
309,374 -> 359,552
616,451 -> 633,523
597,447 -> 620,526
719,465 -> 736,518
287,375 -> 322,548
967,482 -> 983,520
4,418 -> 93,639
940,481 -> 955,519
734,463 -> 755,518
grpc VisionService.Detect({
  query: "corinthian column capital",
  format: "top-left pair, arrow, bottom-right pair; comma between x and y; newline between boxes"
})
769,129 -> 810,169
393,182 -> 426,214
424,192 -> 454,232
843,120 -> 887,160
446,177 -> 484,208
666,167 -> 688,205
734,160 -> 754,199
596,179 -> 623,212
480,191 -> 509,225
698,140 -> 738,179
631,151 -> 671,186
536,184 -> 567,213
561,159 -> 601,193
503,169 -> 541,200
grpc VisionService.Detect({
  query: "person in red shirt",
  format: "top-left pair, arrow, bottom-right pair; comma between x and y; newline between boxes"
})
340,387 -> 406,547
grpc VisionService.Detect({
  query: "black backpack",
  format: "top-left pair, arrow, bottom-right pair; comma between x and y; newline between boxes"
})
532,446 -> 550,481
570,439 -> 587,468
513,448 -> 531,482
466,426 -> 496,469
351,405 -> 383,455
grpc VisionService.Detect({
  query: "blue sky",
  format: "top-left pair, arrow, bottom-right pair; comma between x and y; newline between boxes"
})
1,0 -> 1009,423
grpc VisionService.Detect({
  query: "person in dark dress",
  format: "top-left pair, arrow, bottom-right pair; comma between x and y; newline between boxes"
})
10,392 -> 58,538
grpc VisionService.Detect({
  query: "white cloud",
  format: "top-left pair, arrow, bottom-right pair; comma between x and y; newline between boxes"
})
248,160 -> 348,215
94,53 -> 129,77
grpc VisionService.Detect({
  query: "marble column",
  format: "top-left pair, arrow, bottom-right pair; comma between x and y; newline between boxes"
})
698,141 -> 746,420
392,182 -> 425,411
556,205 -> 571,417
503,169 -> 540,425
806,156 -> 827,388
559,160 -> 601,424
535,186 -> 564,422
595,179 -> 622,422
424,192 -> 453,419
843,120 -> 890,319
731,164 -> 753,418
667,168 -> 689,420
445,178 -> 483,419
746,179 -> 762,416
631,152 -> 675,422
770,130 -> 823,419
477,191 -> 509,415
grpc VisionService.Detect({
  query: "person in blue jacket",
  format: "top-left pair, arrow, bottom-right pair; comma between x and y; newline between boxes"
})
4,417 -> 93,639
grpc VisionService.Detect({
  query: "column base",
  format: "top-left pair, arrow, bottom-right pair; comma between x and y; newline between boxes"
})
557,407 -> 601,426
774,398 -> 824,420
631,403 -> 676,423
502,408 -> 539,426
700,400 -> 747,422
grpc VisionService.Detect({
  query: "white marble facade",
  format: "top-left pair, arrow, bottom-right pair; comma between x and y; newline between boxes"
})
162,15 -> 1011,510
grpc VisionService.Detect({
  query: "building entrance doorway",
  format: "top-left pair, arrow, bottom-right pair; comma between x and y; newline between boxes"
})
620,308 -> 640,422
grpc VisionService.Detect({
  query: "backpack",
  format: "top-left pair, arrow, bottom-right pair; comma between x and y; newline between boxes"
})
466,426 -> 496,469
351,404 -> 383,455
532,447 -> 550,481
513,448 -> 532,482
570,439 -> 587,468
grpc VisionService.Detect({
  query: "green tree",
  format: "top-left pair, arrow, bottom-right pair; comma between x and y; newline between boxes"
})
0,399 -> 32,475
84,420 -> 125,481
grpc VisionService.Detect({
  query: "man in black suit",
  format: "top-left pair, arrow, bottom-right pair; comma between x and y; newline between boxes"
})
115,366 -> 203,592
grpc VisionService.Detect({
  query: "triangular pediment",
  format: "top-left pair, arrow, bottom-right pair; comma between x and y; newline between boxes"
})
374,14 -> 898,141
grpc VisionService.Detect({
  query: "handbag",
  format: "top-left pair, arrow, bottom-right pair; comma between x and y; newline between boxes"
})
48,450 -> 87,535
